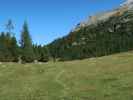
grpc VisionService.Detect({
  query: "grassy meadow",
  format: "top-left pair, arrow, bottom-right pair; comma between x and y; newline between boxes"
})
0,51 -> 133,100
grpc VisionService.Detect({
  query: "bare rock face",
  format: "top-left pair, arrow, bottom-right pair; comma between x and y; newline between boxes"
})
121,0 -> 133,9
125,0 -> 133,4
73,0 -> 133,32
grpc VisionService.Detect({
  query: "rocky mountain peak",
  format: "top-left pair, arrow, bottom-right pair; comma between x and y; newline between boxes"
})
73,0 -> 133,32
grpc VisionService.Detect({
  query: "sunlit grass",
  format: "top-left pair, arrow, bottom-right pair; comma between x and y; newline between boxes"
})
0,51 -> 133,100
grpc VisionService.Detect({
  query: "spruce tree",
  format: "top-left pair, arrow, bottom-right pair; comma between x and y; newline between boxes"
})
5,19 -> 14,34
10,36 -> 19,62
20,21 -> 34,63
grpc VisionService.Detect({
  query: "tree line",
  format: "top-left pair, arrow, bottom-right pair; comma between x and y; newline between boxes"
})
48,10 -> 133,61
0,20 -> 49,63
0,10 -> 133,63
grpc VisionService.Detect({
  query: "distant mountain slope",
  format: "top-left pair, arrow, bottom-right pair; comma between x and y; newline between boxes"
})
48,1 -> 133,61
74,0 -> 133,32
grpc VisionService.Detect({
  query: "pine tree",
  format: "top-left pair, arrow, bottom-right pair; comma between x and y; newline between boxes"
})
5,19 -> 14,35
10,36 -> 19,62
0,32 -> 18,62
39,46 -> 49,62
20,21 -> 35,63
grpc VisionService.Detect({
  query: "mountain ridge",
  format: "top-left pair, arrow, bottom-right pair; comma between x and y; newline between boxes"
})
48,0 -> 133,61
73,0 -> 133,32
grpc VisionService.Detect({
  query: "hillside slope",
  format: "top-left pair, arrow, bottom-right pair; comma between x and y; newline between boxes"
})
48,4 -> 133,61
0,51 -> 133,100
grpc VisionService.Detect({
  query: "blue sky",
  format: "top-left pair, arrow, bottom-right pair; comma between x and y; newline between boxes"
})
0,0 -> 125,45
